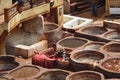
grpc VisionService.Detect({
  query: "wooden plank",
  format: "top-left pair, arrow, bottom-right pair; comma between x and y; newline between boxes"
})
6,3 -> 50,32
4,2 -> 18,22
21,3 -> 50,22
8,13 -> 21,32
109,0 -> 120,7
105,0 -> 110,15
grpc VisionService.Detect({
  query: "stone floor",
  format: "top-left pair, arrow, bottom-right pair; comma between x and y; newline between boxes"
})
71,6 -> 106,26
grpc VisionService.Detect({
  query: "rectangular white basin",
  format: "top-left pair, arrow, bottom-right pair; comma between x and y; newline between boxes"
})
63,15 -> 93,30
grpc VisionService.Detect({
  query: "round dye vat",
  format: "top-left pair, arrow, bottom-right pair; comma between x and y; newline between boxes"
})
0,55 -> 19,72
66,71 -> 105,80
57,37 -> 88,53
82,42 -> 105,50
70,50 -> 105,71
102,58 -> 120,73
9,65 -> 41,79
37,69 -> 70,80
81,26 -> 107,35
103,30 -> 120,41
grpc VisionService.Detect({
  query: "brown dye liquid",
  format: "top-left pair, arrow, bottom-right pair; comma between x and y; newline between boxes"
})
60,39 -> 87,48
84,44 -> 103,50
82,28 -> 107,35
10,67 -> 40,78
102,59 -> 120,72
76,57 -> 99,64
0,61 -> 9,64
38,72 -> 68,80
71,73 -> 101,80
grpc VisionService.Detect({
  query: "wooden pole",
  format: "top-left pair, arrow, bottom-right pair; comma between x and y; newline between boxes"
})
105,0 -> 110,16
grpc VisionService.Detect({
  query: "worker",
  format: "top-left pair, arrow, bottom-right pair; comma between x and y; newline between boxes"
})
18,0 -> 23,6
91,0 -> 98,17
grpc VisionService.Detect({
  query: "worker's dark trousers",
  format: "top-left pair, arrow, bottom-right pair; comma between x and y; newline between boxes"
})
92,4 -> 98,16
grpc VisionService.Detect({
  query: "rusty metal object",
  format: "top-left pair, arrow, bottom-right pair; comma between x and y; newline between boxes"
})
66,70 -> 105,80
37,69 -> 71,80
70,50 -> 106,71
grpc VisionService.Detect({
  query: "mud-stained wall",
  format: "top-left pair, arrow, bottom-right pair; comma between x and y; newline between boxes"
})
0,0 -> 12,14
0,26 -> 7,55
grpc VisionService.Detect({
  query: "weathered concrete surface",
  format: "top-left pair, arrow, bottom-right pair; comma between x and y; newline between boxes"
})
23,15 -> 44,34
0,0 -> 12,14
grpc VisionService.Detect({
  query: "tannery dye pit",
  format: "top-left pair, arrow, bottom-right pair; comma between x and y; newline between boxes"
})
101,42 -> 120,57
0,55 -> 19,72
81,26 -> 107,35
66,71 -> 105,80
82,42 -> 105,50
103,30 -> 120,41
102,58 -> 120,73
9,65 -> 41,79
71,50 -> 105,64
37,69 -> 70,80
70,50 -> 106,71
57,37 -> 88,49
